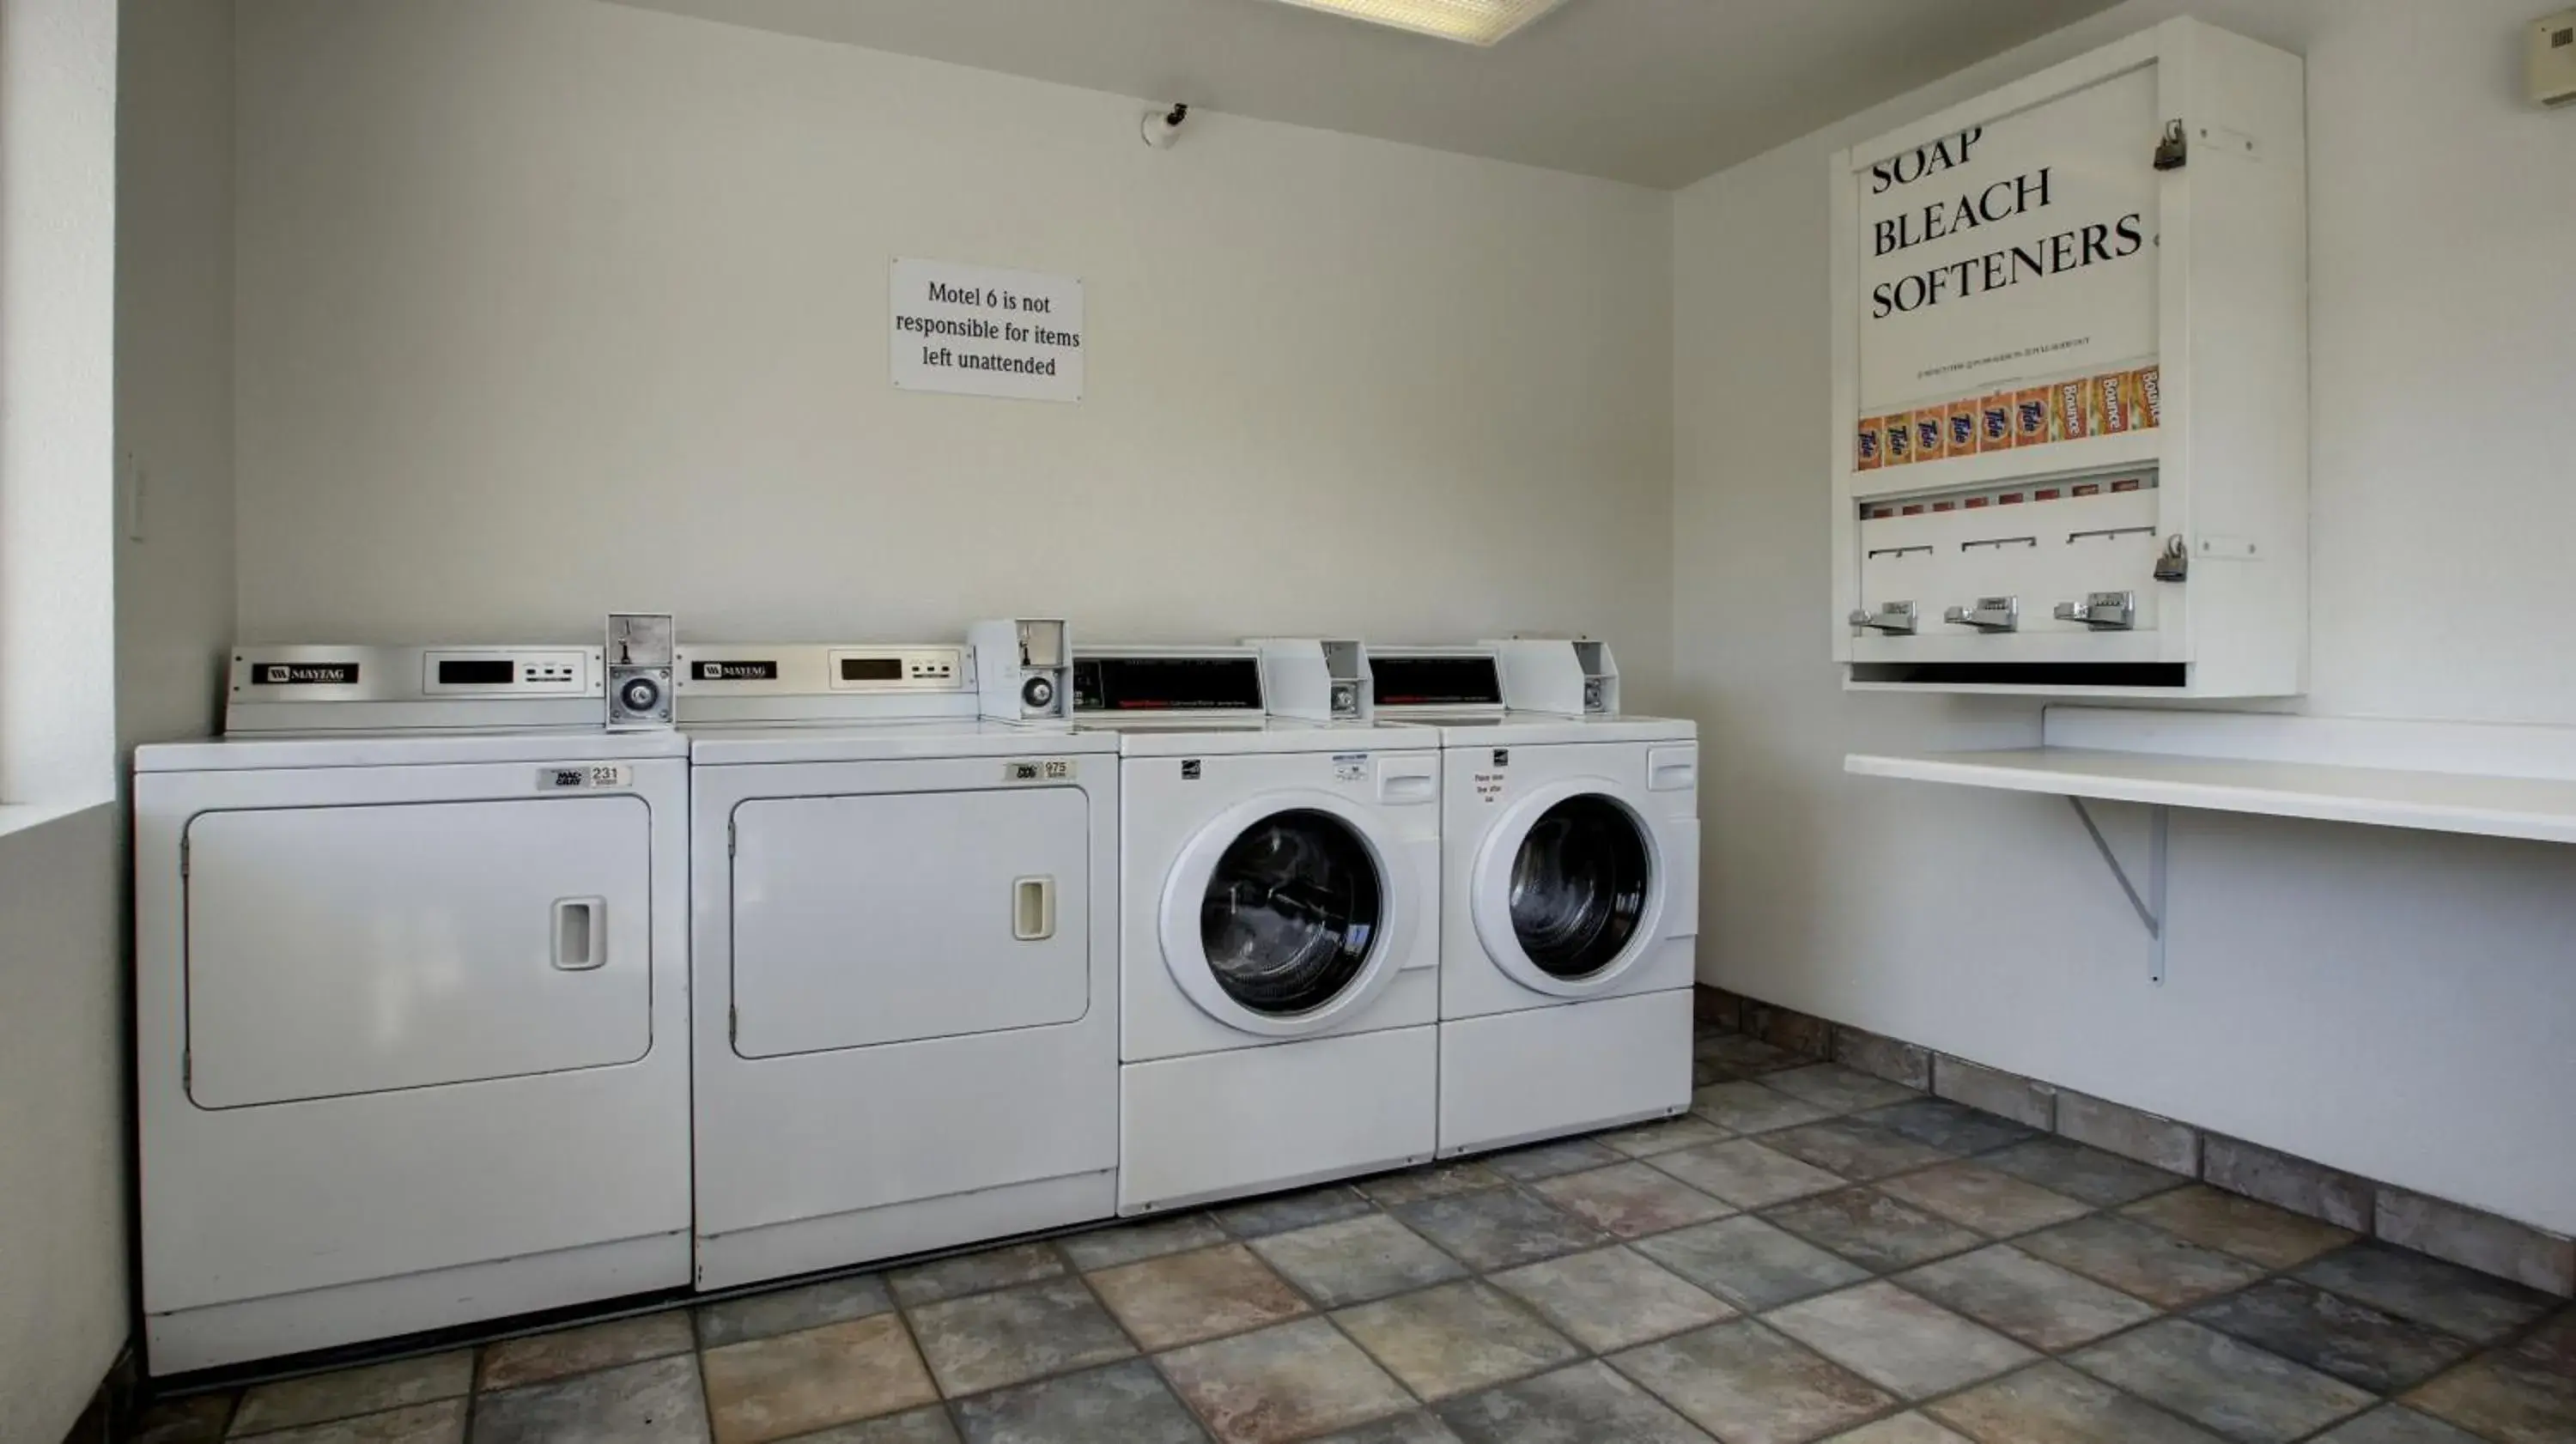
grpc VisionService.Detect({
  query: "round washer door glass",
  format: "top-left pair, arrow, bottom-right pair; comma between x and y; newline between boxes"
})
1200,809 -> 1382,1016
1509,795 -> 1649,980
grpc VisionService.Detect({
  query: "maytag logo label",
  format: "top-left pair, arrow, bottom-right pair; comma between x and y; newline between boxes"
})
696,660 -> 779,682
252,662 -> 359,685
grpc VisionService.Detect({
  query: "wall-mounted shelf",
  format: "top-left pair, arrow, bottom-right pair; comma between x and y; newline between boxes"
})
1847,707 -> 2576,846
1848,707 -> 2576,984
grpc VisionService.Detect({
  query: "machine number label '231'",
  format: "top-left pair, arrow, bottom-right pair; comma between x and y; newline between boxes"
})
538,764 -> 634,792
1004,758 -> 1076,783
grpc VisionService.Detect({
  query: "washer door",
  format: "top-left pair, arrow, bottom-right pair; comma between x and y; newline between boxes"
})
1472,779 -> 1668,998
1160,794 -> 1410,1037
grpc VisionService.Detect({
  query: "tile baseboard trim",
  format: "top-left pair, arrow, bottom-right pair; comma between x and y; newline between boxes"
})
1694,983 -> 2576,1298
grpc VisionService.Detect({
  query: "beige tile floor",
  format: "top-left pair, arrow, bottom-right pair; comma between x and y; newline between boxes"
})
126,1023 -> 2576,1444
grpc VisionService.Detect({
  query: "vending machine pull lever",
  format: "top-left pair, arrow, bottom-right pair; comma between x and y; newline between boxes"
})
2054,591 -> 2138,630
1848,601 -> 1919,636
1943,597 -> 2020,633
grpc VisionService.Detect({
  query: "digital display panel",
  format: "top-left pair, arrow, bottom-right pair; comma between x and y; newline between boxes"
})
437,658 -> 517,687
1371,656 -> 1504,707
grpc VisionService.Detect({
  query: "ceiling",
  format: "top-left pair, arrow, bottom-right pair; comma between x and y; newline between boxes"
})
600,0 -> 2123,189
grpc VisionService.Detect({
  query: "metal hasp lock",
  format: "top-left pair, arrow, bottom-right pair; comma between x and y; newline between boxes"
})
1849,601 -> 1919,636
2154,118 -> 2188,170
2153,535 -> 2190,583
1943,597 -> 2020,633
2055,591 -> 2138,630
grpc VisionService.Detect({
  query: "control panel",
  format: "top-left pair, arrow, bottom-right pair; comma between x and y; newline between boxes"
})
225,644 -> 611,733
606,613 -> 676,731
1246,638 -> 1373,722
971,618 -> 1073,722
674,646 -> 972,697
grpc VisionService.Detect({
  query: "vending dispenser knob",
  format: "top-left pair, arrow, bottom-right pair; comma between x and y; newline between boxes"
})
1021,674 -> 1057,713
1850,602 -> 1920,636
1944,597 -> 2021,633
2054,591 -> 2138,630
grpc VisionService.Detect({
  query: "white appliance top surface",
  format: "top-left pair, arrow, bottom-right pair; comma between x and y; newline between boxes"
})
1382,713 -> 1698,746
1088,718 -> 1437,757
134,729 -> 691,773
690,719 -> 1120,765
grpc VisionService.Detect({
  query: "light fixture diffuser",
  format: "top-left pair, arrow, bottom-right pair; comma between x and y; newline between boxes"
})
1266,0 -> 1571,46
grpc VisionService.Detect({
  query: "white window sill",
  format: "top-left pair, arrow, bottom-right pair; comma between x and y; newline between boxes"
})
0,799 -> 110,843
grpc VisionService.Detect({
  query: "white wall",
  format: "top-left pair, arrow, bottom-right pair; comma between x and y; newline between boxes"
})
1675,0 -> 2576,1234
118,0 -> 237,753
0,0 -> 118,808
0,0 -> 132,1432
231,0 -> 1676,698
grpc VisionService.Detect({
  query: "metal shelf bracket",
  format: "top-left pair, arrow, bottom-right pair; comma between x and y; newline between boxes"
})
2069,797 -> 2168,984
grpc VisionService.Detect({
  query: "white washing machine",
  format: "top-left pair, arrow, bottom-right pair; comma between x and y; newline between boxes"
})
1077,645 -> 1443,1214
1374,640 -> 1700,1156
681,622 -> 1121,1290
132,642 -> 692,1374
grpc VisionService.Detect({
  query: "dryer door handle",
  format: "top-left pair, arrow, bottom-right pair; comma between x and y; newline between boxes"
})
551,897 -> 606,971
1013,876 -> 1057,942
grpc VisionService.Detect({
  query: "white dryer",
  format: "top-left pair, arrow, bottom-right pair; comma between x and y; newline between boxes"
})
133,643 -> 692,1374
681,622 -> 1120,1291
1077,646 -> 1443,1214
1374,640 -> 1699,1156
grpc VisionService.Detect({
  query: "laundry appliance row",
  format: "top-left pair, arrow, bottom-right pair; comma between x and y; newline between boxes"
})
131,618 -> 1698,1374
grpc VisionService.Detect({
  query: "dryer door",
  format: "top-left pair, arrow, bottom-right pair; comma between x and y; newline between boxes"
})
1472,780 -> 1672,998
729,786 -> 1091,1059
184,796 -> 654,1109
1158,794 -> 1413,1038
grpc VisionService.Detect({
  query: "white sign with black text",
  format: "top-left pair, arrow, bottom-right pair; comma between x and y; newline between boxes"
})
890,258 -> 1084,403
1856,65 -> 2159,415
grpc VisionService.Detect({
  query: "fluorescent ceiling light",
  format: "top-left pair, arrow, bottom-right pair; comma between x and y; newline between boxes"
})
1267,0 -> 1571,46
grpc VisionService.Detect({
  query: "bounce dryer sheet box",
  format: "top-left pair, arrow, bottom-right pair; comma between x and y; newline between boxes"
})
1911,408 -> 1947,464
1945,399 -> 1978,456
1978,392 -> 2014,452
2093,370 -> 2135,434
2012,387 -> 2050,446
2133,364 -> 2163,428
2052,377 -> 2095,442
1856,416 -> 1884,470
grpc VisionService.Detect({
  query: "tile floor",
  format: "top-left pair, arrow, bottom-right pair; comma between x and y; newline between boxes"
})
126,1022 -> 2576,1444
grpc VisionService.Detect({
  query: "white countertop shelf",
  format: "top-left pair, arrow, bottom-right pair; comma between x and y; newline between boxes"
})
1845,708 -> 2576,846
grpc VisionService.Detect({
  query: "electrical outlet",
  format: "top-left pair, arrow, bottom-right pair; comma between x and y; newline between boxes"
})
2535,8 -> 2576,107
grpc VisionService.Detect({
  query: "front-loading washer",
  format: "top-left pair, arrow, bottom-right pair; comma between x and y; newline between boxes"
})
679,623 -> 1118,1290
1075,645 -> 1443,1214
132,640 -> 692,1374
1374,639 -> 1700,1156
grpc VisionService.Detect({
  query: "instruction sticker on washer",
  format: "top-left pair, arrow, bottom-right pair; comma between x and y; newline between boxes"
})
1003,758 -> 1077,783
1472,770 -> 1509,804
538,764 -> 633,792
1333,753 -> 1369,782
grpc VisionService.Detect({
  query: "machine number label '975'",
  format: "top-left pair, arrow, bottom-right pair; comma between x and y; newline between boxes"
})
1003,758 -> 1076,783
538,764 -> 634,792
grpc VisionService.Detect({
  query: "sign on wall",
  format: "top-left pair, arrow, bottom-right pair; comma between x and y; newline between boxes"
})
1856,66 -> 2159,418
890,258 -> 1084,403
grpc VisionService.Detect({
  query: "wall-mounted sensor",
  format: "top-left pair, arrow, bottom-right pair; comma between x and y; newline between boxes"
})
1142,102 -> 1190,149
2534,9 -> 2576,107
